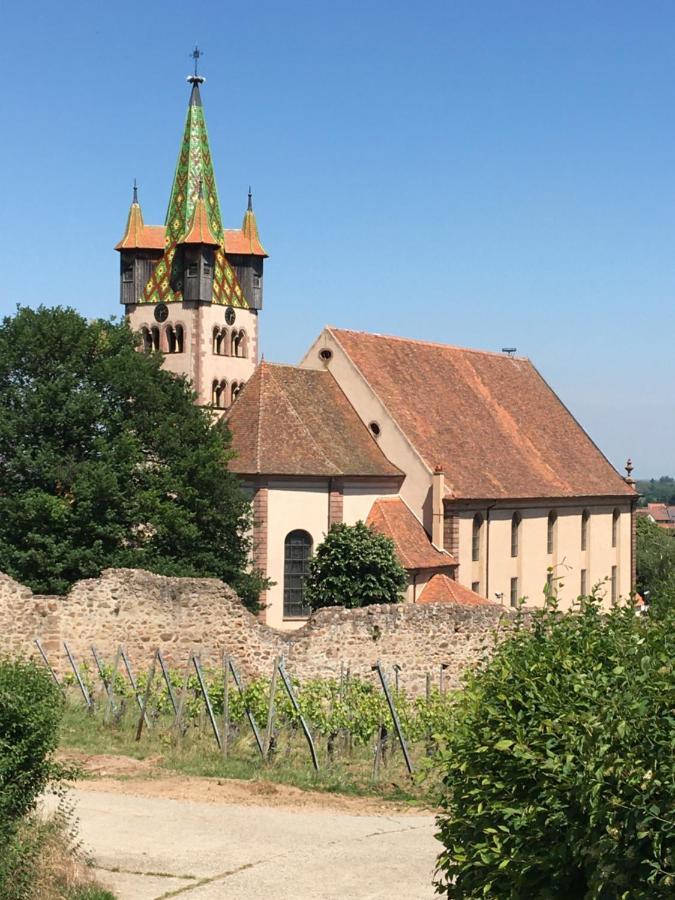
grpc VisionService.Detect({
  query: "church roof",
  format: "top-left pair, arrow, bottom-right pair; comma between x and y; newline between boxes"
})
183,189 -> 220,246
417,573 -> 496,606
116,224 -> 268,255
114,186 -> 166,251
366,498 -> 456,570
329,328 -> 635,500
226,363 -> 402,478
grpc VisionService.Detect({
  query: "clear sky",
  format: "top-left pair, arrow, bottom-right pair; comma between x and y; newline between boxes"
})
2,1 -> 672,477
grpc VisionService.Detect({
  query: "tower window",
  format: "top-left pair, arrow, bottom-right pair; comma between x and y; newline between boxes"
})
122,264 -> 133,283
212,379 -> 228,409
284,530 -> 313,618
141,327 -> 152,353
166,325 -> 177,353
151,326 -> 160,352
175,324 -> 184,353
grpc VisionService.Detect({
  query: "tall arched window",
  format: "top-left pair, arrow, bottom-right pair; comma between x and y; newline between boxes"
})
581,509 -> 590,551
151,326 -> 160,352
612,509 -> 620,548
175,324 -> 184,353
141,327 -> 152,353
511,512 -> 521,558
231,381 -> 244,403
472,513 -> 483,562
284,530 -> 313,618
166,325 -> 177,353
213,327 -> 228,355
212,379 -> 228,408
547,511 -> 557,555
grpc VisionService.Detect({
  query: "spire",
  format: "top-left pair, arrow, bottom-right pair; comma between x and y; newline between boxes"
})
164,57 -> 223,246
241,187 -> 268,256
114,180 -> 146,250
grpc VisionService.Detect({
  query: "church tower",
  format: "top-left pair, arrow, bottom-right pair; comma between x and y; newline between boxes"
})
115,61 -> 266,409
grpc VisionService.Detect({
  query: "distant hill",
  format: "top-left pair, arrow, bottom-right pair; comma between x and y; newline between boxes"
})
636,475 -> 675,505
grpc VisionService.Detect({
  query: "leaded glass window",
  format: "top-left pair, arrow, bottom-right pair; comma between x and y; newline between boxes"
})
284,530 -> 312,618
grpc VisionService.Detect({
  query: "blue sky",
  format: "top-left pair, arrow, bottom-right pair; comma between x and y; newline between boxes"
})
2,1 -> 672,477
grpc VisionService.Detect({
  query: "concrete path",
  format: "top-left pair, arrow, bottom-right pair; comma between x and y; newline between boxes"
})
69,786 -> 439,899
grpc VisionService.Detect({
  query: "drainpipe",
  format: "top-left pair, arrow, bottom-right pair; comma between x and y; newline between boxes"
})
484,500 -> 497,600
432,465 -> 445,549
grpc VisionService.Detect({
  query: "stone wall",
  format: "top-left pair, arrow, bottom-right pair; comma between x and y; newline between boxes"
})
0,568 -> 513,693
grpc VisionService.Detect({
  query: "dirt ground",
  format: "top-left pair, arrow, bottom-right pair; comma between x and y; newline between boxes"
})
50,753 -> 440,899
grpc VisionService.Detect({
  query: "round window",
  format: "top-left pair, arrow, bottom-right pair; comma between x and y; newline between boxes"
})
319,348 -> 333,362
369,421 -> 381,437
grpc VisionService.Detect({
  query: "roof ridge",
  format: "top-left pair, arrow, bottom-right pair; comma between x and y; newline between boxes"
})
264,366 -> 340,475
328,327 -> 529,361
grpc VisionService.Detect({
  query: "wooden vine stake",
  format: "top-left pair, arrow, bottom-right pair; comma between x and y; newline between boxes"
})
103,645 -> 123,724
222,653 -> 230,758
173,652 -> 194,739
277,659 -> 319,772
263,656 -> 280,761
135,652 -> 157,742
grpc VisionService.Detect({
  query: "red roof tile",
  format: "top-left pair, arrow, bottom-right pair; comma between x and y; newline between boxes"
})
226,364 -> 402,478
418,573 -> 496,606
116,222 -> 267,256
183,195 -> 220,246
115,202 -> 167,251
366,498 -> 456,569
330,329 -> 635,501
223,228 -> 268,257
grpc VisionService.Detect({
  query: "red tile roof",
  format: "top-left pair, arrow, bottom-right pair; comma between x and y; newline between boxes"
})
183,195 -> 220,245
418,573 -> 496,606
223,228 -> 268,257
116,222 -> 268,256
114,202 -> 166,251
226,363 -> 402,478
366,498 -> 456,569
330,329 -> 635,501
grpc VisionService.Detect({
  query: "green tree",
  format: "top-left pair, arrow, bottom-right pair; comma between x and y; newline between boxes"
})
636,515 -> 675,609
0,306 -> 264,609
434,595 -> 675,898
305,521 -> 407,610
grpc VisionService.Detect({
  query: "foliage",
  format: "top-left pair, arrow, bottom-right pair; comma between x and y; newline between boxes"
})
636,516 -> 675,608
636,475 -> 675,506
434,595 -> 675,898
0,305 -> 265,610
0,657 -> 63,847
305,521 -> 407,609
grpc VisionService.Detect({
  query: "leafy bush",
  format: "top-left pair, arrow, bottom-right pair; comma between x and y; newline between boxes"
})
0,657 -> 63,846
305,521 -> 407,609
637,515 -> 675,609
434,595 -> 675,898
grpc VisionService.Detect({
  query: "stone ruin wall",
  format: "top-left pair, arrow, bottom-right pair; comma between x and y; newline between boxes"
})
0,568 -> 514,694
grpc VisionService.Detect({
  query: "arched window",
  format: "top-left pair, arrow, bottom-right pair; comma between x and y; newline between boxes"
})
213,327 -> 228,355
284,530 -> 313,618
511,512 -> 521,558
141,327 -> 152,353
547,511 -> 557,555
612,509 -> 620,549
151,326 -> 160,352
231,381 -> 244,403
581,509 -> 590,551
212,379 -> 228,408
472,514 -> 483,562
238,330 -> 248,358
166,325 -> 176,353
175,324 -> 184,353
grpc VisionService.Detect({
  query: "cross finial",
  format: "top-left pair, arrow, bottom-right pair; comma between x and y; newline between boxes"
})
187,45 -> 205,86
192,45 -> 202,77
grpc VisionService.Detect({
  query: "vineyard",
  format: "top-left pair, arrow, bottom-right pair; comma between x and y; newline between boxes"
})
42,643 -> 457,797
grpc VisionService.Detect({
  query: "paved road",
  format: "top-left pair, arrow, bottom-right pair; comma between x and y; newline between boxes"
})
68,787 -> 439,899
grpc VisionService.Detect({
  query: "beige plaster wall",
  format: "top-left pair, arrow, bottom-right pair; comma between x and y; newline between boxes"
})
127,301 -> 258,405
1,568 -> 510,695
264,479 -> 400,630
454,501 -> 632,609
300,331 -> 434,531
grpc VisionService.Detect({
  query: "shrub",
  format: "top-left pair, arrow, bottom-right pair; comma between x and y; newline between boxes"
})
434,595 -> 675,898
305,521 -> 407,609
0,657 -> 63,846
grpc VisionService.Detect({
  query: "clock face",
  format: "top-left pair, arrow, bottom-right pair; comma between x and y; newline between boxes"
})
154,303 -> 169,323
225,307 -> 236,326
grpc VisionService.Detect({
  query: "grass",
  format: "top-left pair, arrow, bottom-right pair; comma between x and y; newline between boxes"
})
59,699 -> 443,807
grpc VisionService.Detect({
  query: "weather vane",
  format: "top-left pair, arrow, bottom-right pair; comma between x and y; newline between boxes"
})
188,45 -> 205,84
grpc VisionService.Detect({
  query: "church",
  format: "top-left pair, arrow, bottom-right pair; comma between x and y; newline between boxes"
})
116,69 -> 638,630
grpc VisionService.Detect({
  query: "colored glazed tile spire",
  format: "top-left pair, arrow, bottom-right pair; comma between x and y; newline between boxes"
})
164,74 -> 224,244
240,187 -> 268,256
